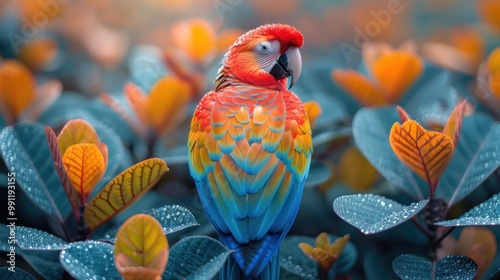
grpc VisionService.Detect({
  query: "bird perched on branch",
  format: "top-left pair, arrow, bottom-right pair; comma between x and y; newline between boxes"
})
188,23 -> 312,279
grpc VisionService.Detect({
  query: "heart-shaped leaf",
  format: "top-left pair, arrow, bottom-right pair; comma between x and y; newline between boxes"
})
332,69 -> 387,106
437,193 -> 500,227
435,115 -> 500,206
0,123 -> 72,222
63,143 -> 106,203
390,120 -> 454,192
392,254 -> 477,279
45,126 -> 81,220
15,226 -> 67,250
0,267 -> 36,279
115,214 -> 169,279
353,106 -> 428,199
372,51 -> 423,103
95,205 -> 198,241
280,234 -> 357,280
84,158 -> 169,230
333,194 -> 428,234
163,236 -> 230,280
60,241 -> 120,280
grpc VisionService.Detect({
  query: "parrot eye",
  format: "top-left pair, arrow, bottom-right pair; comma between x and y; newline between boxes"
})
257,42 -> 271,53
255,41 -> 279,55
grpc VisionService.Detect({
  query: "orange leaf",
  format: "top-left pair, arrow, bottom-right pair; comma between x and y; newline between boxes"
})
124,82 -> 149,127
63,143 -> 106,203
477,0 -> 500,32
0,59 -> 36,121
147,76 -> 191,137
389,120 -> 454,192
332,69 -> 387,107
456,227 -> 497,279
45,126 -> 81,221
18,38 -> 58,70
171,19 -> 216,62
338,146 -> 379,192
487,47 -> 500,74
303,101 -> 322,128
84,158 -> 169,230
114,214 -> 169,280
442,100 -> 468,146
490,72 -> 500,99
362,41 -> 393,74
100,93 -> 147,139
372,51 -> 423,103
421,42 -> 479,75
57,119 -> 108,168
450,28 -> 485,67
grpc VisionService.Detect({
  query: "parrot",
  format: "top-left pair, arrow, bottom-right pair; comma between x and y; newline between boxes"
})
187,23 -> 312,279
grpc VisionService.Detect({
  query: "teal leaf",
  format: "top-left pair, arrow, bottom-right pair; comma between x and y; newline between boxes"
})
280,235 -> 357,280
59,241 -> 120,280
435,115 -> 500,207
95,205 -> 198,241
352,106 -> 428,199
159,144 -> 189,165
0,123 -> 72,221
305,160 -> 331,187
21,249 -> 64,279
333,194 -> 428,234
16,226 -> 67,250
163,236 -> 230,280
392,254 -> 477,280
436,193 -> 500,227
312,127 -> 352,148
0,267 -> 36,279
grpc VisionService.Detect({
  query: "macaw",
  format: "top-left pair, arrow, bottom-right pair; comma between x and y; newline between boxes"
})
188,23 -> 312,279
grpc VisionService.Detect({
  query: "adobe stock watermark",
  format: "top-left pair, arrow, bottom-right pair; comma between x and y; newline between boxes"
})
340,0 -> 410,63
7,0 -> 71,53
6,172 -> 17,273
213,0 -> 243,20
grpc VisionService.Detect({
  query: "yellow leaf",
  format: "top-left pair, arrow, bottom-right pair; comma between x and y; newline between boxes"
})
114,214 -> 169,280
487,48 -> 500,74
63,144 -> 106,203
299,233 -> 350,271
456,227 -> 497,279
303,101 -> 322,128
332,69 -> 387,107
146,76 -> 191,137
315,232 -> 330,249
372,51 -> 423,103
338,146 -> 379,192
389,120 -> 454,192
171,19 -> 217,62
490,72 -> 500,99
0,59 -> 36,121
442,100 -> 467,147
84,158 -> 169,230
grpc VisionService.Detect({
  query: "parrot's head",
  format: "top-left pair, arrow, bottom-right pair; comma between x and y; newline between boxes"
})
220,23 -> 303,90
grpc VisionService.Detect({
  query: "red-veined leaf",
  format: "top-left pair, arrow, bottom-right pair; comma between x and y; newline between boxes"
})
389,120 -> 454,193
45,126 -> 81,220
396,106 -> 411,123
442,99 -> 468,146
332,69 -> 387,107
114,214 -> 169,280
63,143 -> 106,203
83,158 -> 169,231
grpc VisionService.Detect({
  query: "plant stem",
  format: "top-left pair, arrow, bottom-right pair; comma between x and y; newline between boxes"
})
411,217 -> 433,237
75,205 -> 89,241
433,227 -> 456,245
318,265 -> 329,280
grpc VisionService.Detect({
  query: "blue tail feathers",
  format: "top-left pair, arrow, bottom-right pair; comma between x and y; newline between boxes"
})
220,248 -> 280,280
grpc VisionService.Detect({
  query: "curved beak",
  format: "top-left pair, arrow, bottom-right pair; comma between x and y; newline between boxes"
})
269,47 -> 302,89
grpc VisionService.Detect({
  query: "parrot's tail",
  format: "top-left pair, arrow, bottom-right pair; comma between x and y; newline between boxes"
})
219,249 -> 280,280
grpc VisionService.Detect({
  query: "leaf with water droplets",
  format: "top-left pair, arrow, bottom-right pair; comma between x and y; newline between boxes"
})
59,240 -> 120,280
0,267 -> 36,279
353,107 -> 428,199
163,235 -> 230,280
94,205 -> 198,241
437,193 -> 500,226
0,123 -> 72,222
333,194 -> 428,234
436,115 -> 500,207
392,254 -> 477,279
16,226 -> 67,250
